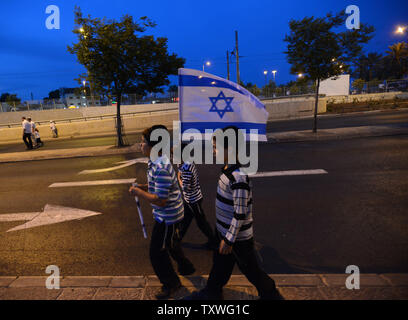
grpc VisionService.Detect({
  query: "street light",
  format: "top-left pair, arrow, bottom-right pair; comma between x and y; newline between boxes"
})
82,80 -> 88,107
263,70 -> 268,86
203,61 -> 211,71
271,70 -> 277,83
395,26 -> 406,34
298,73 -> 303,78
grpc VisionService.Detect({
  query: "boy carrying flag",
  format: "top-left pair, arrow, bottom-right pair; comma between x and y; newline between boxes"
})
129,125 -> 195,300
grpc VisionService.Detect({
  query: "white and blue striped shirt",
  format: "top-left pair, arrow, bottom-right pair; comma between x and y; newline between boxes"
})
178,162 -> 203,204
147,155 -> 184,225
216,164 -> 253,244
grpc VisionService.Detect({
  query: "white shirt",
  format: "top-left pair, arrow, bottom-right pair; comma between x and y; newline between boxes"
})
50,123 -> 56,130
22,120 -> 32,134
31,122 -> 36,132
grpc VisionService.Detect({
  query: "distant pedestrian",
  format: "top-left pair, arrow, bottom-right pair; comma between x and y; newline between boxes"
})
21,116 -> 33,150
27,118 -> 37,148
177,143 -> 217,249
50,120 -> 58,138
34,128 -> 44,148
129,125 -> 195,300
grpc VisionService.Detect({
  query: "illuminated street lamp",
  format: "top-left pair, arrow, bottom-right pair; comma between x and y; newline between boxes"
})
203,61 -> 211,71
271,70 -> 277,82
263,70 -> 268,86
298,73 -> 303,78
396,26 -> 406,34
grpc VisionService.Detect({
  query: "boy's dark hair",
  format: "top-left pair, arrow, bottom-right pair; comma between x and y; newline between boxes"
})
22,117 -> 26,120
220,126 -> 245,154
142,125 -> 169,147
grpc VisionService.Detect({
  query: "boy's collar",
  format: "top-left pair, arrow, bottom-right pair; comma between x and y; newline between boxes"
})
222,163 -> 241,175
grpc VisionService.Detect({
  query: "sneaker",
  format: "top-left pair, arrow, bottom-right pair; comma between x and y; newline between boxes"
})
155,283 -> 182,300
182,288 -> 223,300
178,262 -> 195,276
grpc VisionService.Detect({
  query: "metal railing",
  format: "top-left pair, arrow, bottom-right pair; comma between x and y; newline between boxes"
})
0,108 -> 178,129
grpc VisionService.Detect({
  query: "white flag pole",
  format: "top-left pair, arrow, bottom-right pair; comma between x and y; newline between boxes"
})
132,182 -> 147,239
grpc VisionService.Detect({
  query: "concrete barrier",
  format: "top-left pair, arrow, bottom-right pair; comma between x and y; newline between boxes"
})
0,97 -> 326,144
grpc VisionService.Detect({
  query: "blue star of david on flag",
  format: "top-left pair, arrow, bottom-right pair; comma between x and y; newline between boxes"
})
208,91 -> 234,119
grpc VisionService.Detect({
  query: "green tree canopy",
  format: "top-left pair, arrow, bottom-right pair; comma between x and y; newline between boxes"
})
284,11 -> 374,132
68,6 -> 185,146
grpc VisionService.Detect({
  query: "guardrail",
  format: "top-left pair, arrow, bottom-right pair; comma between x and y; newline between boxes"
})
0,108 -> 179,129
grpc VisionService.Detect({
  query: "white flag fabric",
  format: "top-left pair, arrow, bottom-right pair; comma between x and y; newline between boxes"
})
178,68 -> 269,141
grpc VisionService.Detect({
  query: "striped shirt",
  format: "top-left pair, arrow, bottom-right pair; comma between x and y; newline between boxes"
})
178,162 -> 203,204
216,164 -> 253,245
147,155 -> 184,225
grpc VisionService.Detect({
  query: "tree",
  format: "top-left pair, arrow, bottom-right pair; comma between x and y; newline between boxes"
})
387,42 -> 408,79
48,89 -> 61,100
0,93 -> 10,102
284,11 -> 374,132
352,79 -> 365,93
261,80 -> 277,97
68,7 -> 185,146
6,94 -> 21,107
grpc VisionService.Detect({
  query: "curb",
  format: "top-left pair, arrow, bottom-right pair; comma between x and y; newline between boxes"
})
1,273 -> 408,288
1,274 -> 407,300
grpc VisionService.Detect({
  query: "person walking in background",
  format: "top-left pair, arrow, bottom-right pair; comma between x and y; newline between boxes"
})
129,125 -> 195,300
34,128 -> 44,148
21,116 -> 33,150
177,143 -> 217,250
27,118 -> 37,148
50,120 -> 58,138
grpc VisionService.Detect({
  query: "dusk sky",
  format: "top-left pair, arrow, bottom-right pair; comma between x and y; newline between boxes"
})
0,0 -> 407,100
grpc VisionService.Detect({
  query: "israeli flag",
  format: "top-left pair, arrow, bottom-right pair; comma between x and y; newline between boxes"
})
178,68 -> 269,141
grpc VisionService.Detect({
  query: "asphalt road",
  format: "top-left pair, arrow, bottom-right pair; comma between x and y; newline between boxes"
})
0,135 -> 407,276
1,109 -> 407,154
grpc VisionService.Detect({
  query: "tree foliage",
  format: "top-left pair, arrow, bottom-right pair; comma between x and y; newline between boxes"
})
67,7 -> 185,146
284,11 -> 374,132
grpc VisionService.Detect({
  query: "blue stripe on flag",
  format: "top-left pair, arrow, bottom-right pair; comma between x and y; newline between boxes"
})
181,122 -> 266,134
179,75 -> 246,96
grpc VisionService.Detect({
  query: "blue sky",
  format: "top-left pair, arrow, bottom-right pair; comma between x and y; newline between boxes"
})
0,0 -> 407,100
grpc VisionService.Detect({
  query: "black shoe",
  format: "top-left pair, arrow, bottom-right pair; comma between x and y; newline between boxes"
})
155,283 -> 182,300
183,288 -> 223,300
178,262 -> 195,276
260,289 -> 285,300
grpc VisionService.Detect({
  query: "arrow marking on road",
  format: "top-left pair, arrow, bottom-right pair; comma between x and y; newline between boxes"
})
0,204 -> 103,232
78,158 -> 149,175
250,169 -> 328,177
49,178 -> 136,188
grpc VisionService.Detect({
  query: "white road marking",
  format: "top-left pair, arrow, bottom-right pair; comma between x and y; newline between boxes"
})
250,169 -> 328,178
0,204 -> 103,232
49,178 -> 137,188
79,158 -> 149,175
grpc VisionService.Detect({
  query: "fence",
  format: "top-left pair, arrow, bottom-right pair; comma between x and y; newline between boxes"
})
351,79 -> 408,94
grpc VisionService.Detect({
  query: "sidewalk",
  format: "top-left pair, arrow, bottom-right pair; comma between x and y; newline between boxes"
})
0,124 -> 407,164
0,274 -> 407,300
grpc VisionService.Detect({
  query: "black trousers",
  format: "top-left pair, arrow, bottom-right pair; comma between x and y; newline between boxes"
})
179,199 -> 216,243
149,220 -> 193,289
206,231 -> 278,299
23,133 -> 33,149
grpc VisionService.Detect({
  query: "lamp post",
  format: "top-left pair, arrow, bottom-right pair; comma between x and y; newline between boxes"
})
203,61 -> 211,72
272,70 -> 277,83
263,70 -> 268,86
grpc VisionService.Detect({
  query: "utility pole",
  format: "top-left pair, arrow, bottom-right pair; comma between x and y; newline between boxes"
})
235,31 -> 240,84
226,50 -> 230,80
